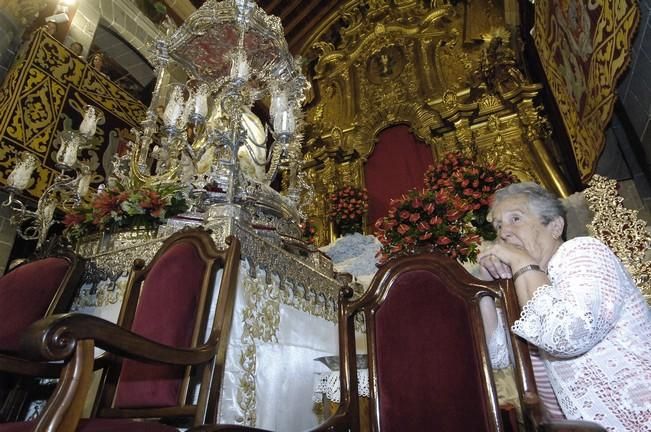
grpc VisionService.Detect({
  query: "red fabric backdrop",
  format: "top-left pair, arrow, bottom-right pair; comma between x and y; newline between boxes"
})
365,125 -> 433,225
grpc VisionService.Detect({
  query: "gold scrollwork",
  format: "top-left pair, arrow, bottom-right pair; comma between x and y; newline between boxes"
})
584,175 -> 651,303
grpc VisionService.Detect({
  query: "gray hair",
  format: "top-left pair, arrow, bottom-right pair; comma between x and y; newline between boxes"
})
491,182 -> 566,225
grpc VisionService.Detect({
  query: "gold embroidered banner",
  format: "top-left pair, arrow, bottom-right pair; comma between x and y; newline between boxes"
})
0,30 -> 147,199
533,0 -> 639,181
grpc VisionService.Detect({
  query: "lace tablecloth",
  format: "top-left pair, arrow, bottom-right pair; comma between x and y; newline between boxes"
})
312,368 -> 521,415
313,369 -> 370,403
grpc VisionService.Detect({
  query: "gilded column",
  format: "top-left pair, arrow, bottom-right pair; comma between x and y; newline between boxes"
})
517,98 -> 572,197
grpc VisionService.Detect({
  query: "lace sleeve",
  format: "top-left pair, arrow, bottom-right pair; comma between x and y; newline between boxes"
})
487,308 -> 510,369
511,237 -> 626,358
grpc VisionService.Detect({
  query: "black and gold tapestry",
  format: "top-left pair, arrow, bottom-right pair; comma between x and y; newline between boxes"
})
0,29 -> 147,200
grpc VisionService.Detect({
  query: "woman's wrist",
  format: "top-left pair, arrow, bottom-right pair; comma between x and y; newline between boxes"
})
512,264 -> 545,282
512,266 -> 549,307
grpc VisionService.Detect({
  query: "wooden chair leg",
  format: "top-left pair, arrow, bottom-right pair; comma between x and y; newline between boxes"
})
500,403 -> 520,432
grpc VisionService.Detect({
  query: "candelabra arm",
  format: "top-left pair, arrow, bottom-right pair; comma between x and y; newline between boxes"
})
34,201 -> 57,251
226,115 -> 242,203
49,172 -> 81,210
1,190 -> 46,246
130,136 -> 182,185
1,190 -> 33,226
2,190 -> 20,210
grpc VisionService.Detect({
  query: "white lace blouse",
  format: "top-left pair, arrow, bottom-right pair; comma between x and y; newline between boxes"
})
512,236 -> 651,431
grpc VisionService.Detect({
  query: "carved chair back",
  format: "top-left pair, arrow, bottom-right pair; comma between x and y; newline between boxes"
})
90,228 -> 241,426
0,250 -> 85,421
336,252 -> 505,432
0,250 -> 85,353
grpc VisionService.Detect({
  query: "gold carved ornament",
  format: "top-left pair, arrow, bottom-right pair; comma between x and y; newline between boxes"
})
299,1 -> 576,244
300,3 -> 466,242
584,175 -> 651,303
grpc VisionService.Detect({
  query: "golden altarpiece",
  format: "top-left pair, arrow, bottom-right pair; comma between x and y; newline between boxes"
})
298,0 -> 572,245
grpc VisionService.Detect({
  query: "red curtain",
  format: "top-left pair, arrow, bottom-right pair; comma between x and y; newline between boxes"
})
365,125 -> 434,226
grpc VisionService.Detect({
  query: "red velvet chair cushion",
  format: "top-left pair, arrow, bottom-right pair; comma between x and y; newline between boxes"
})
374,270 -> 492,432
0,419 -> 179,432
114,242 -> 206,408
76,419 -> 180,432
0,420 -> 33,432
0,257 -> 70,352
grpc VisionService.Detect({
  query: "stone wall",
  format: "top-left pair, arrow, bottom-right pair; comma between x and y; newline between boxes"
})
0,193 -> 17,275
600,0 -> 651,221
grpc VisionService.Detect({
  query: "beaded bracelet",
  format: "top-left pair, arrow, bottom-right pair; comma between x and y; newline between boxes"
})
512,264 -> 545,282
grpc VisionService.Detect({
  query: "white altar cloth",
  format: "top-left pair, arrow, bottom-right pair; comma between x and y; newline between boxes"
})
216,262 -> 338,430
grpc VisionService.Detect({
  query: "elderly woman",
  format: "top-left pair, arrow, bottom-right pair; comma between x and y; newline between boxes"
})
478,182 -> 651,431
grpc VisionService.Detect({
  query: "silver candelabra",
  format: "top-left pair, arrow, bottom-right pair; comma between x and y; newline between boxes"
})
2,105 -> 102,249
122,0 -> 311,218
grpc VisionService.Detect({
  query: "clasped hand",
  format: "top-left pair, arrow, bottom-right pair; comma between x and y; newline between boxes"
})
477,241 -> 536,281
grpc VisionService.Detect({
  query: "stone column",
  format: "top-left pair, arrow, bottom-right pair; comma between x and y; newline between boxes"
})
0,1 -> 45,81
0,192 -> 17,275
0,11 -> 21,81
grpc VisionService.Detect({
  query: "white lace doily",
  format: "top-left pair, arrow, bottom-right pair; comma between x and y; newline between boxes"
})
313,369 -> 370,403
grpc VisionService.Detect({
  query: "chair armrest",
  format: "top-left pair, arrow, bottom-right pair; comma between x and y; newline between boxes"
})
21,312 -> 219,366
0,352 -> 62,378
0,346 -> 116,380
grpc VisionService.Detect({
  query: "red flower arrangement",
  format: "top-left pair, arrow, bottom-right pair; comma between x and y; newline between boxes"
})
375,153 -> 517,264
63,181 -> 188,239
423,152 -> 517,240
374,188 -> 481,264
328,186 -> 369,236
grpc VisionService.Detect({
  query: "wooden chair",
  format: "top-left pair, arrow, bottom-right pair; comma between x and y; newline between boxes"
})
0,250 -> 85,421
0,227 -> 240,432
190,251 -> 606,432
334,252 -> 510,431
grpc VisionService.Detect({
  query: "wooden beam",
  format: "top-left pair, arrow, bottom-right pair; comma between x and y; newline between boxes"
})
284,2 -> 321,34
264,0 -> 285,15
288,2 -> 339,53
279,0 -> 304,20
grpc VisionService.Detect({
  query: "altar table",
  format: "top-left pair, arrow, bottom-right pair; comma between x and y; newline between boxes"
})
71,218 -> 349,431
